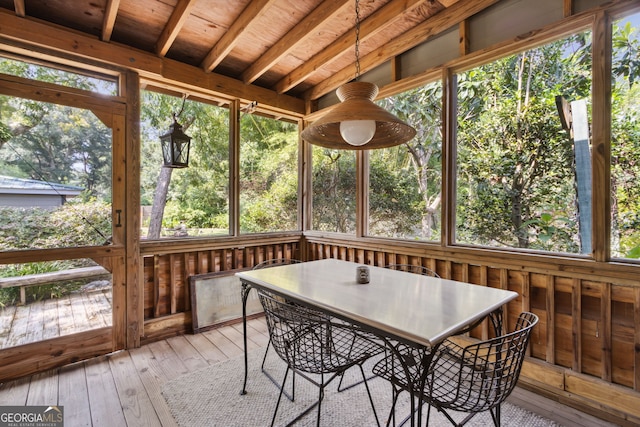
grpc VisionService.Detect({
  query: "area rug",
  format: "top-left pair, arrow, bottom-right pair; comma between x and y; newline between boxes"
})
162,349 -> 559,426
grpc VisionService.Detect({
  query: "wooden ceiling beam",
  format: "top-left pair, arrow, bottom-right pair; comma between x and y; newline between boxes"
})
13,0 -> 24,17
305,0 -> 499,101
241,0 -> 350,85
274,0 -> 428,95
0,9 -> 305,115
437,0 -> 461,7
200,0 -> 279,73
102,0 -> 121,42
155,0 -> 197,57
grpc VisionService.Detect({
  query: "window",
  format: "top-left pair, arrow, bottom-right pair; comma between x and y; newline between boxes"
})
0,55 -> 117,95
368,81 -> 442,241
312,148 -> 356,233
0,99 -> 112,250
611,12 -> 640,259
140,91 -> 230,239
455,32 -> 592,253
240,113 -> 298,233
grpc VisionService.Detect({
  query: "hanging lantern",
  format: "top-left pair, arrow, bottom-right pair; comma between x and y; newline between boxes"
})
160,115 -> 191,168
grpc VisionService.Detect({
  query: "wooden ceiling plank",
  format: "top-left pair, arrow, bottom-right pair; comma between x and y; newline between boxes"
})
102,0 -> 121,42
305,0 -> 499,101
200,0 -> 280,73
241,0 -> 350,85
155,0 -> 198,57
13,0 -> 25,17
274,0 -> 428,95
438,0 -> 461,7
0,9 -> 305,115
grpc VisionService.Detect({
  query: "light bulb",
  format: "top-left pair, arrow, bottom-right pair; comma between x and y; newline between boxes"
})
339,120 -> 376,146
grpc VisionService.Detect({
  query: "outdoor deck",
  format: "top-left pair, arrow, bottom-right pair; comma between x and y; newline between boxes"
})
0,287 -> 112,349
0,316 -> 620,427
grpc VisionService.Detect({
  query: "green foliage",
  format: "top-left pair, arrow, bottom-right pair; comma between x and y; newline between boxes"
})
0,202 -> 109,306
0,260 -> 81,306
239,115 -> 299,233
140,91 -> 231,234
610,19 -> 640,258
371,81 -> 443,240
455,35 -> 587,252
312,150 -> 356,233
0,201 -> 111,251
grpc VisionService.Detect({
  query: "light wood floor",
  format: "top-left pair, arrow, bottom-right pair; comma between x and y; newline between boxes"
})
0,316 -> 619,427
0,288 -> 112,349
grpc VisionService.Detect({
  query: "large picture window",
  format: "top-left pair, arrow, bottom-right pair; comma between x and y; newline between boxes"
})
312,148 -> 356,233
610,11 -> 640,259
140,91 -> 230,239
240,113 -> 298,233
455,32 -> 592,253
368,81 -> 442,241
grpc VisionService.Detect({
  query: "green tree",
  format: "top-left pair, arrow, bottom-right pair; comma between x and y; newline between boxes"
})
312,149 -> 356,233
140,91 -> 230,237
454,35 -> 592,252
374,81 -> 442,240
240,114 -> 298,233
610,20 -> 640,257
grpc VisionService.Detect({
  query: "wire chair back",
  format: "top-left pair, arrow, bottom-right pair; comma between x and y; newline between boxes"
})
384,263 -> 439,277
251,258 -> 302,399
426,311 -> 539,425
257,288 -> 382,426
258,289 -> 380,374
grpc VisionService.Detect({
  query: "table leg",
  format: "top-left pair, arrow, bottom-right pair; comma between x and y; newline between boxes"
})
379,338 -> 436,427
240,281 -> 251,395
416,341 -> 440,427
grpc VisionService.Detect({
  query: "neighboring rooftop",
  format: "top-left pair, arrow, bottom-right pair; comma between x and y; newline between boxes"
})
0,175 -> 83,208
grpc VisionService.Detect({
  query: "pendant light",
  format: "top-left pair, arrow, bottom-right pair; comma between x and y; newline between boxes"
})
301,0 -> 416,150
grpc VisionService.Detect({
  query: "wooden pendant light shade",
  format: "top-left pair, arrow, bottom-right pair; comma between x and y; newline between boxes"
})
301,81 -> 416,150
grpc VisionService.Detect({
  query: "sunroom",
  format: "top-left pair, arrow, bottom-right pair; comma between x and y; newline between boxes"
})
0,0 -> 639,426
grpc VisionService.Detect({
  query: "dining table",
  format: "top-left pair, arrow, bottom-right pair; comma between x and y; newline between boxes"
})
235,258 -> 518,425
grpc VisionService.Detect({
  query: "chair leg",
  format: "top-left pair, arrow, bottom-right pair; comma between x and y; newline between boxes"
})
270,366 -> 291,427
337,365 -> 377,392
357,364 -> 381,427
261,338 -> 295,401
385,385 -> 399,427
489,404 -> 501,427
316,373 -> 323,427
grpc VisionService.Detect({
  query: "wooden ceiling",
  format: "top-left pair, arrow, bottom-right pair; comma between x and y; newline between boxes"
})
0,0 -> 500,104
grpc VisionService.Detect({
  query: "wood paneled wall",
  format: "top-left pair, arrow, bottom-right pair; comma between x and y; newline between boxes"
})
303,236 -> 640,426
140,236 -> 301,341
140,232 -> 640,424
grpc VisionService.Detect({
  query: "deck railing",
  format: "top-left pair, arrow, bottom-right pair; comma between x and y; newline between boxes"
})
0,265 -> 111,304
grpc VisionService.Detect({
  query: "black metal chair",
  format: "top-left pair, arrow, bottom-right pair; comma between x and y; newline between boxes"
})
258,288 -> 382,427
384,263 -> 440,278
252,258 -> 302,398
373,311 -> 538,427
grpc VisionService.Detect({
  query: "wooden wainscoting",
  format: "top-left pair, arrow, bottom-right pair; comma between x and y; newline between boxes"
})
302,233 -> 640,426
139,234 -> 301,342
137,231 -> 640,425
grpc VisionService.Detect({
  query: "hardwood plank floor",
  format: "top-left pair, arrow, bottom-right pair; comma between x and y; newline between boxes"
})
0,288 -> 112,349
0,317 -> 619,426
